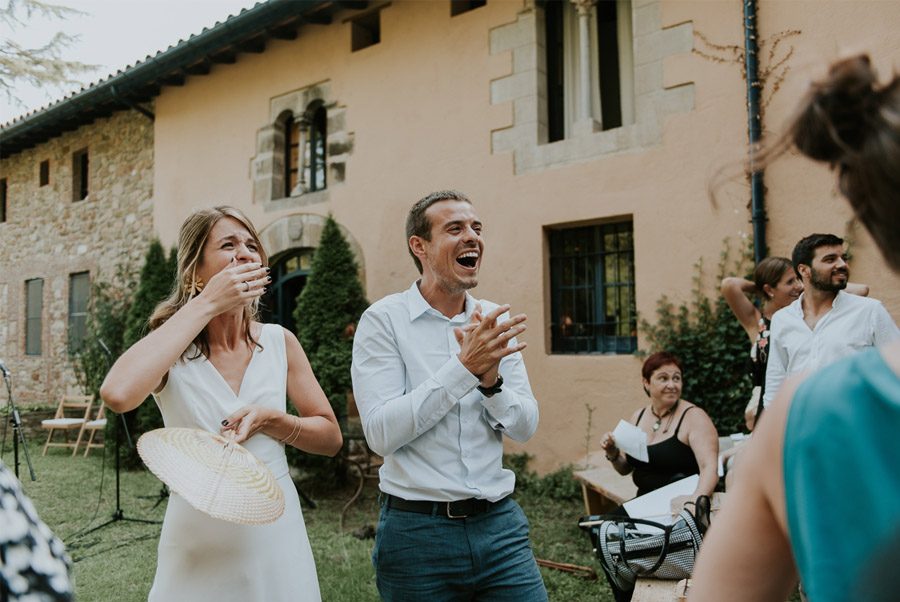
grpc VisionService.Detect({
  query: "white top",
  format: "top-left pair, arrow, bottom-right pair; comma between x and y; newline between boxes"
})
149,323 -> 321,602
351,281 -> 539,502
154,323 -> 289,479
763,291 -> 899,406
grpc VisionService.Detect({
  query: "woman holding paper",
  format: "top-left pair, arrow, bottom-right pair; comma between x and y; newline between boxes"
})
599,352 -> 719,499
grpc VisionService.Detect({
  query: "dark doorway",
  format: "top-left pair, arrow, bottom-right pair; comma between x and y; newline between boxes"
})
260,248 -> 315,332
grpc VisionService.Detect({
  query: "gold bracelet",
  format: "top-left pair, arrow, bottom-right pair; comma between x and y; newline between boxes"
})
280,416 -> 301,444
287,417 -> 303,446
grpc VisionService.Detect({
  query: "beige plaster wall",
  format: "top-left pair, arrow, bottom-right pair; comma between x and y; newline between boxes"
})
151,0 -> 900,471
0,109 -> 155,405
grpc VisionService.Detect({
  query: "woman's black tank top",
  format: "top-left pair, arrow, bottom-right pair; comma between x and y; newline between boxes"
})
625,406 -> 700,497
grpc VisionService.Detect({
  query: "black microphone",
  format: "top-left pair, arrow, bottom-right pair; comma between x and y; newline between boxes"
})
0,359 -> 9,379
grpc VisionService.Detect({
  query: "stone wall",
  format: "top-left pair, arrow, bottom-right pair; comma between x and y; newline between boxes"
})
0,108 -> 155,406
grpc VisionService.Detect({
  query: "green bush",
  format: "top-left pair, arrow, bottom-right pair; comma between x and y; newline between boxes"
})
74,264 -> 136,458
504,453 -> 582,502
638,241 -> 752,434
117,240 -> 177,468
292,216 -> 369,488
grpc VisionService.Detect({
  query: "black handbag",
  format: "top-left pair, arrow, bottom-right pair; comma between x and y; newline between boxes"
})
578,495 -> 711,591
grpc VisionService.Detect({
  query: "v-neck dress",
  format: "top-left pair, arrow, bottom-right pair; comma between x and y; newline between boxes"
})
149,323 -> 321,602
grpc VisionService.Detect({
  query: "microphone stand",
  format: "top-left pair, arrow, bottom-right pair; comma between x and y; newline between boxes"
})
2,369 -> 36,481
81,341 -> 159,535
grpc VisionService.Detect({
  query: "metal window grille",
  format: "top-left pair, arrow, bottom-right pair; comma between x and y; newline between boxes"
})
550,221 -> 636,354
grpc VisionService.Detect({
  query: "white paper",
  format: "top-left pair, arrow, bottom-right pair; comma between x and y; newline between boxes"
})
612,419 -> 648,462
623,475 -> 700,532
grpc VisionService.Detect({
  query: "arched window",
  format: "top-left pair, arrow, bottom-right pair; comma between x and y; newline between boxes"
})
259,248 -> 316,332
305,104 -> 327,192
282,104 -> 327,196
284,114 -> 300,197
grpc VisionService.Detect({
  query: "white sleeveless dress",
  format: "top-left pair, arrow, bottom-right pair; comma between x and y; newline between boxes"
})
149,324 -> 321,601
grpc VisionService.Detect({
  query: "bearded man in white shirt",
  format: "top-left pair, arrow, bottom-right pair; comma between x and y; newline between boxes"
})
351,190 -> 547,601
763,233 -> 899,407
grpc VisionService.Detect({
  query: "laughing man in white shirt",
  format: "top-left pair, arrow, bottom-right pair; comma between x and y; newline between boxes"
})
351,190 -> 547,601
763,233 -> 899,407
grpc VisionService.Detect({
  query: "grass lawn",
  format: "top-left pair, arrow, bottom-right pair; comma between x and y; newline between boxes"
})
2,441 -> 610,601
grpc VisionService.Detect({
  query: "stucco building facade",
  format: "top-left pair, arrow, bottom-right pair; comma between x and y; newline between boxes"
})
2,0 -> 899,469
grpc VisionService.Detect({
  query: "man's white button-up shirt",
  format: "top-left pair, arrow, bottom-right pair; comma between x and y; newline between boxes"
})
351,282 -> 539,502
763,290 -> 899,405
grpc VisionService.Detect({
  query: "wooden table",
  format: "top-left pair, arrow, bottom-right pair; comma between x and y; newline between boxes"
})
572,450 -> 637,515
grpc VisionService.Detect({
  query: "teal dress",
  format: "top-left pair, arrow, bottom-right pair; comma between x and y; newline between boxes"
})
784,348 -> 900,602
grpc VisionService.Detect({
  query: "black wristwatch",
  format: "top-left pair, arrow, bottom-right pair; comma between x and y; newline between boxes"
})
477,375 -> 504,398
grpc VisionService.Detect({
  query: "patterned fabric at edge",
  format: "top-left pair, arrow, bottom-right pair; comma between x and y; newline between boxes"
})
0,460 -> 73,601
149,323 -> 321,601
784,348 -> 900,602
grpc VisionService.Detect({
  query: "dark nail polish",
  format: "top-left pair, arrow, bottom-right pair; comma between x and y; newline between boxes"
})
221,419 -> 228,426
266,276 -> 272,282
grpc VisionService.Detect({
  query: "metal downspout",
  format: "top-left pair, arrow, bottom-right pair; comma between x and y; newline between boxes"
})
744,0 -> 766,264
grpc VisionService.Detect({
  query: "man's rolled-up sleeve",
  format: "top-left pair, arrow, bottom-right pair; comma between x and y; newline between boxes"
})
479,340 -> 539,442
351,309 -> 479,456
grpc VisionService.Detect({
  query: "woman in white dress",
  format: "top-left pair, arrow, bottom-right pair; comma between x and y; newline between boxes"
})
100,206 -> 343,601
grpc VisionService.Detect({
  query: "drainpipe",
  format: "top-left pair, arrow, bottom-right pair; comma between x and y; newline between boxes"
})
744,0 -> 766,264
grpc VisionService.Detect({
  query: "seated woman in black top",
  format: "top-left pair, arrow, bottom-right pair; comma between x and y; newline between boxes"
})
600,352 -> 719,499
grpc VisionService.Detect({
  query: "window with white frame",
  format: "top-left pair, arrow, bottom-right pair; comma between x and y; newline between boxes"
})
543,0 -> 634,142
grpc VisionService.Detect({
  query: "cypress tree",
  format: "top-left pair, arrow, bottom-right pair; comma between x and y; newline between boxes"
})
294,216 -> 368,420
118,239 -> 177,467
292,216 -> 368,488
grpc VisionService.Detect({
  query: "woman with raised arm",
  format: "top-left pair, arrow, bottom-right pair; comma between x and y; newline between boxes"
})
722,260 -> 867,431
691,55 -> 900,602
100,206 -> 342,602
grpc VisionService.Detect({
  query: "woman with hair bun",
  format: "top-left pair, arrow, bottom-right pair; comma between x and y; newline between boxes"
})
721,257 -> 804,430
692,55 -> 900,602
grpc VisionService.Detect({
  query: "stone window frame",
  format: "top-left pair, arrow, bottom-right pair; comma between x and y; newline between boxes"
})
489,0 -> 695,174
252,82 -> 354,213
72,147 -> 89,202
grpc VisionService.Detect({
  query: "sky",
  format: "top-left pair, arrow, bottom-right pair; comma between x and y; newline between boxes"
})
1,0 -> 256,123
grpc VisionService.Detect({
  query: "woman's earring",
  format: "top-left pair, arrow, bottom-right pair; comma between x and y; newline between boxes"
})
190,277 -> 205,296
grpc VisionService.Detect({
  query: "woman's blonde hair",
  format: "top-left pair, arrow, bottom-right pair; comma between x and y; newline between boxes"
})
148,206 -> 268,358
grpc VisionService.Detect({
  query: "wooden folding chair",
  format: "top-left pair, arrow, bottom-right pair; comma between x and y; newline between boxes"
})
79,403 -> 108,457
41,395 -> 93,456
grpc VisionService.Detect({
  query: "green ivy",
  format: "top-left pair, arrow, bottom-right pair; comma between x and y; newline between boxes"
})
291,215 -> 369,489
638,240 -> 753,435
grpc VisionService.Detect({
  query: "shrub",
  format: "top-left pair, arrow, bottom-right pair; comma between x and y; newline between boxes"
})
505,453 -> 582,502
291,216 -> 369,488
639,240 -> 752,434
73,264 -> 136,456
117,240 -> 177,467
